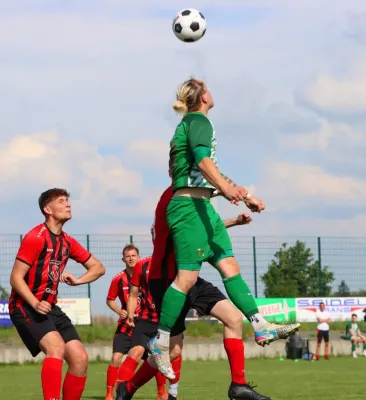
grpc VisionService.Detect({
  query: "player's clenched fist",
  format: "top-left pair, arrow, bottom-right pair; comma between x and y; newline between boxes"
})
244,196 -> 265,213
33,300 -> 52,315
127,315 -> 135,328
222,185 -> 248,202
119,309 -> 128,319
60,272 -> 81,286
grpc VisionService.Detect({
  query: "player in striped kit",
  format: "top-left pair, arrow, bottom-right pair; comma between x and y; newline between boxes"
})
9,188 -> 105,400
105,245 -> 167,400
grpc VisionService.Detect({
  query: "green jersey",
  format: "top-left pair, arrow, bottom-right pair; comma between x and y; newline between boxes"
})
345,322 -> 359,337
170,112 -> 218,192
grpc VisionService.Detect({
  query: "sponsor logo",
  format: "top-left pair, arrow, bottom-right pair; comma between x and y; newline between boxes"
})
47,248 -> 53,252
45,288 -> 57,295
0,303 -> 9,313
296,298 -> 366,314
49,260 -> 61,282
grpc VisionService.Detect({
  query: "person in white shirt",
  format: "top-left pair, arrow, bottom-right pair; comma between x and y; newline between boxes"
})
315,302 -> 332,360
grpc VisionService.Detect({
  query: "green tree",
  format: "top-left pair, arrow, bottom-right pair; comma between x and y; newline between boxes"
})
261,241 -> 335,297
333,280 -> 351,296
0,285 -> 9,300
351,289 -> 366,296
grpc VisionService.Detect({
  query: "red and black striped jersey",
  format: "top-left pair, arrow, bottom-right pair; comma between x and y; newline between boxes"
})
9,223 -> 91,313
149,185 -> 177,281
107,269 -> 141,336
131,257 -> 158,323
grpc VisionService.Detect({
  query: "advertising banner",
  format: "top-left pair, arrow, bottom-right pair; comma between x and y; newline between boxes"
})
296,297 -> 366,322
241,298 -> 296,323
0,300 -> 12,326
57,298 -> 91,325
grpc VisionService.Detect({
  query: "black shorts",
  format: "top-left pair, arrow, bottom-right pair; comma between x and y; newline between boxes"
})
149,277 -> 226,336
113,332 -> 132,354
317,329 -> 329,343
131,319 -> 158,350
10,303 -> 80,357
113,320 -> 156,360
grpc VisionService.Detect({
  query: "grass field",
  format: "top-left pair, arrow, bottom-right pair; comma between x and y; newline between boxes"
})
2,320 -> 364,344
0,358 -> 365,400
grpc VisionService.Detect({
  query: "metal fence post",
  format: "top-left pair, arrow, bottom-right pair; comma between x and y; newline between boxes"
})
86,234 -> 91,299
253,236 -> 258,298
130,235 -> 134,244
318,237 -> 322,296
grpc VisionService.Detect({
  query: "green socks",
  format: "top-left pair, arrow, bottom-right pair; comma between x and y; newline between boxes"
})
223,273 -> 259,319
158,284 -> 187,332
364,343 -> 366,350
352,343 -> 356,351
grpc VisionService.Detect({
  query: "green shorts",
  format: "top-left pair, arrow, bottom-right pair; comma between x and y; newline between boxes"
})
166,196 -> 233,271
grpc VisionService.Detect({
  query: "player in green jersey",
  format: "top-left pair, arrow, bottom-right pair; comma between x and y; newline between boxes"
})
148,78 -> 300,385
345,314 -> 366,358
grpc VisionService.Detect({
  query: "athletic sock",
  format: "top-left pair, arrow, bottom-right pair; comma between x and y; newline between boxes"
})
155,372 -> 167,396
352,343 -> 357,351
62,372 -> 87,400
41,357 -> 63,400
363,343 -> 366,350
117,357 -> 139,383
224,338 -> 246,384
106,365 -> 119,393
158,283 -> 187,335
127,359 -> 157,394
168,355 -> 182,396
223,274 -> 266,331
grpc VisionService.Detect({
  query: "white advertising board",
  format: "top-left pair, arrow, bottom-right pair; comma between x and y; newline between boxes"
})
296,297 -> 366,322
57,298 -> 91,325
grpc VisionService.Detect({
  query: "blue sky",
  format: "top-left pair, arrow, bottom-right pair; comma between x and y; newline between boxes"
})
1,1 -> 366,312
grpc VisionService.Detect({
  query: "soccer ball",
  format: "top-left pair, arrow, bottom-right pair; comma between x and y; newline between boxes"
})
172,8 -> 206,43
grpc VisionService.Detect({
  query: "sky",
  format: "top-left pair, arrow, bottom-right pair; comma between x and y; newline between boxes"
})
1,1 -> 366,312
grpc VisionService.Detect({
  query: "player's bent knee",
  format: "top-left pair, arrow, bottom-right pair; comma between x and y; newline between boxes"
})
111,352 -> 123,366
216,257 -> 240,279
175,271 -> 199,292
69,347 -> 89,370
129,346 -> 145,361
170,344 -> 182,360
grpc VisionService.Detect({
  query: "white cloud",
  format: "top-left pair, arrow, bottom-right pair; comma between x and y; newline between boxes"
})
259,161 -> 366,211
296,61 -> 366,114
0,131 -> 166,221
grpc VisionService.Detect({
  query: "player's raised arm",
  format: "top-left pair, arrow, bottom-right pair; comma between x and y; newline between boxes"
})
61,238 -> 105,286
223,213 -> 253,229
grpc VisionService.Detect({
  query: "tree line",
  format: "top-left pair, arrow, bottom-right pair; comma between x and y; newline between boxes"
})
261,240 -> 366,297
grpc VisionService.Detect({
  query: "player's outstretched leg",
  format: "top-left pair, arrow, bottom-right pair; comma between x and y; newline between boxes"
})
218,258 -> 300,347
148,272 -> 199,379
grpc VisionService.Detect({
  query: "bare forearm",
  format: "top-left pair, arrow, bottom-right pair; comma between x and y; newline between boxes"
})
107,300 -> 122,316
127,295 -> 138,318
198,158 -> 233,193
78,263 -> 105,285
10,276 -> 38,309
223,218 -> 237,229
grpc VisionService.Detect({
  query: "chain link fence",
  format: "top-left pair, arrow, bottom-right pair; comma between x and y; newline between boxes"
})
1,234 -> 366,316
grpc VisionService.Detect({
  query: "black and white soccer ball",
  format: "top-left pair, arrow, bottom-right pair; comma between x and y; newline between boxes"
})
172,8 -> 206,43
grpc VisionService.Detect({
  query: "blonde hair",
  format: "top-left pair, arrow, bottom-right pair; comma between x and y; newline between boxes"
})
172,78 -> 206,115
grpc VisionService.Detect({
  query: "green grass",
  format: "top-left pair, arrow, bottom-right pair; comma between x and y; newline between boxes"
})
0,358 -> 365,399
2,320 -> 365,345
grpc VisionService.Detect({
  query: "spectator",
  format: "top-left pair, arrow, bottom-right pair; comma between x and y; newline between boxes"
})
345,313 -> 366,358
315,302 -> 331,360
